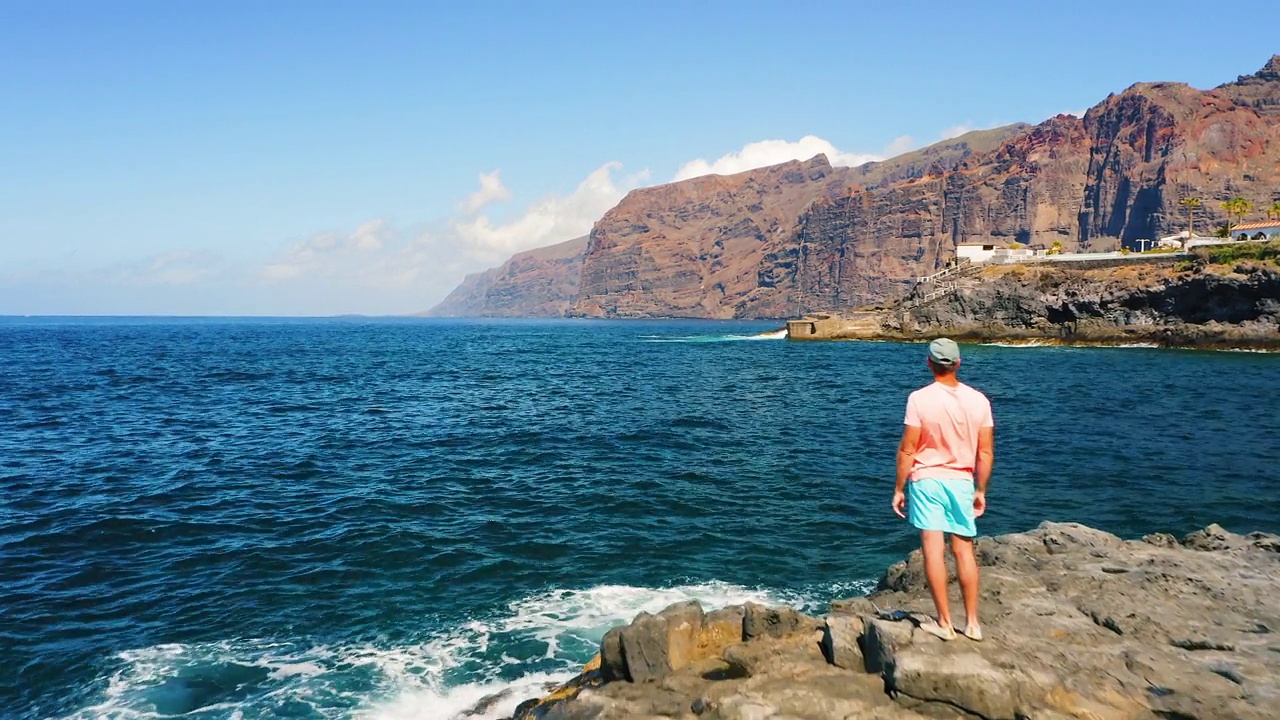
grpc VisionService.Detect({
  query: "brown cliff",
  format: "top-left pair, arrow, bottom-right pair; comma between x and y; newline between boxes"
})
424,235 -> 587,317
426,126 -> 1024,318
571,155 -> 854,319
429,56 -> 1280,319
570,125 -> 1033,318
784,57 -> 1280,316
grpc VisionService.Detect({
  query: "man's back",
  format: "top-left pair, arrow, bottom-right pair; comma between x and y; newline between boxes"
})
893,338 -> 994,641
905,381 -> 993,481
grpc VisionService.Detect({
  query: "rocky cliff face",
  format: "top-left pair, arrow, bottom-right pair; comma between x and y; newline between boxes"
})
571,125 -> 1036,319
783,57 -> 1280,316
426,126 -> 1027,318
424,235 -> 587,317
571,155 -> 855,319
891,256 -> 1280,349
429,57 -> 1280,319
781,117 -> 1094,313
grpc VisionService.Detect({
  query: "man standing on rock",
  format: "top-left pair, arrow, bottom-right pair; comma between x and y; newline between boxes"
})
893,338 -> 994,641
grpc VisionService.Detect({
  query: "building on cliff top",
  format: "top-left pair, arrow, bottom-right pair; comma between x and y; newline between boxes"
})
1158,230 -> 1220,248
1159,223 -> 1280,249
956,242 -> 1044,265
1228,220 -> 1280,241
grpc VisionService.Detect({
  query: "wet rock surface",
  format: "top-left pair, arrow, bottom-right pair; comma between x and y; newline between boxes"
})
510,521 -> 1280,720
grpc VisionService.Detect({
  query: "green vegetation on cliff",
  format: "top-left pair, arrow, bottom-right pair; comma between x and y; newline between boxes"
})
1194,239 -> 1280,266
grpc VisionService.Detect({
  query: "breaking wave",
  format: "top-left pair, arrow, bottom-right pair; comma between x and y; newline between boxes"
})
60,580 -> 872,720
640,328 -> 788,343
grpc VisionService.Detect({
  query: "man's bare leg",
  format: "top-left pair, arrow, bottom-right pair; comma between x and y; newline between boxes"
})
920,530 -> 952,628
951,534 -> 981,635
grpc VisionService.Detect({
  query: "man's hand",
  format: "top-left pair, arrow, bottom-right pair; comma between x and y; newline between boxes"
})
973,491 -> 986,518
893,490 -> 907,519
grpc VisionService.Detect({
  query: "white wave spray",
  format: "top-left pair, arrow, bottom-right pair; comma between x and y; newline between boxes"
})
640,328 -> 788,343
62,580 -> 872,720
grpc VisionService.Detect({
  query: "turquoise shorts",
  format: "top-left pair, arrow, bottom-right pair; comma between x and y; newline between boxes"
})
907,478 -> 976,537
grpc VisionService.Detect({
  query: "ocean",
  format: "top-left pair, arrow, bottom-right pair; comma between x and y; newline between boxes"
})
3,317 -> 1278,720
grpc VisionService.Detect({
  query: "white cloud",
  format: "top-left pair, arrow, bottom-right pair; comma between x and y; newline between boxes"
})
349,219 -> 388,250
261,219 -> 392,282
673,135 -> 901,181
882,135 -> 915,157
110,250 -> 232,286
246,161 -> 648,311
54,121 -> 1036,315
452,162 -> 646,262
461,170 -> 513,214
939,123 -> 976,140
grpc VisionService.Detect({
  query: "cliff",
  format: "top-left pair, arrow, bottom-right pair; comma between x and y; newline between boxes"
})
424,235 -> 588,317
786,56 -> 1280,315
428,56 -> 1280,319
503,522 -> 1280,720
571,155 -> 853,319
891,254 -> 1280,348
789,245 -> 1280,349
425,126 -> 1028,318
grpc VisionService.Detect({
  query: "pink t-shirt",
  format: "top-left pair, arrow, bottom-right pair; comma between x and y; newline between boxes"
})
904,381 -> 994,481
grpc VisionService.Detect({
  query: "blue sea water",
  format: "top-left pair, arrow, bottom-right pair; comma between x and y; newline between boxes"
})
2,317 -> 1279,720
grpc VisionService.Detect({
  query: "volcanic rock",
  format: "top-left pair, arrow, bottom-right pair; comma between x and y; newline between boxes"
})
511,521 -> 1280,720
890,255 -> 1280,348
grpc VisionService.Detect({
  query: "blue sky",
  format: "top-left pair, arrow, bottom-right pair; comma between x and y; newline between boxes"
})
2,0 -> 1275,315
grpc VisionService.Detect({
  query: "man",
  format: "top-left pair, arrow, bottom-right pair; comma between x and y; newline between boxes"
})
893,338 -> 994,641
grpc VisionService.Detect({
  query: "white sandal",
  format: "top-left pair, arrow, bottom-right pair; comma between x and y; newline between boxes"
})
919,619 -> 956,641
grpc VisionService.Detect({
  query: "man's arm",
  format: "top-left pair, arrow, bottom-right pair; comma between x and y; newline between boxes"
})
893,425 -> 921,518
896,425 -> 921,493
973,425 -> 994,516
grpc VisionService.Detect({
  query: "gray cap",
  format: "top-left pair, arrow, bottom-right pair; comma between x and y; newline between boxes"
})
928,338 -> 961,366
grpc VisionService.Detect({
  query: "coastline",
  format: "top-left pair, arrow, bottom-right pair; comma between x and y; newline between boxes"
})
504,521 -> 1280,720
785,323 -> 1280,352
786,257 -> 1280,352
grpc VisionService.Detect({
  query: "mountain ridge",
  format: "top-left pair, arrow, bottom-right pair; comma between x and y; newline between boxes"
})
426,56 -> 1280,319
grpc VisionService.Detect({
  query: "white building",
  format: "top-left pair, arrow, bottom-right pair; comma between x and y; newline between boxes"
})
956,242 -> 1001,264
1158,230 -> 1218,249
1229,220 -> 1280,242
956,242 -> 1044,264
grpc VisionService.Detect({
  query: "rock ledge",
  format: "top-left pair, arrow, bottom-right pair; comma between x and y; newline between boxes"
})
509,521 -> 1280,720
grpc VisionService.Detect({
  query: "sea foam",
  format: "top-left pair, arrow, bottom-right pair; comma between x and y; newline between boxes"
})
640,329 -> 787,343
61,580 -> 867,720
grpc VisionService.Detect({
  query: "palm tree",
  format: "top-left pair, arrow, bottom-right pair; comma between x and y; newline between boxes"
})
1220,197 -> 1253,239
1268,201 -> 1280,221
1178,197 -> 1202,246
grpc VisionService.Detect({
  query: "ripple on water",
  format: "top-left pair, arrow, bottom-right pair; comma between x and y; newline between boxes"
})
0,319 -> 1277,719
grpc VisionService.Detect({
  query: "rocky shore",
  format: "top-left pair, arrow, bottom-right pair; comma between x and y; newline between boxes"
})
505,522 -> 1280,720
788,253 -> 1280,350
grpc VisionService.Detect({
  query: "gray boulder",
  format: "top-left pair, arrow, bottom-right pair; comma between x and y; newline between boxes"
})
742,602 -> 820,641
818,614 -> 863,670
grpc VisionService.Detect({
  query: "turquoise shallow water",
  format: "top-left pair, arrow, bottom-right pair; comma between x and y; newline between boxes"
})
2,317 -> 1278,719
